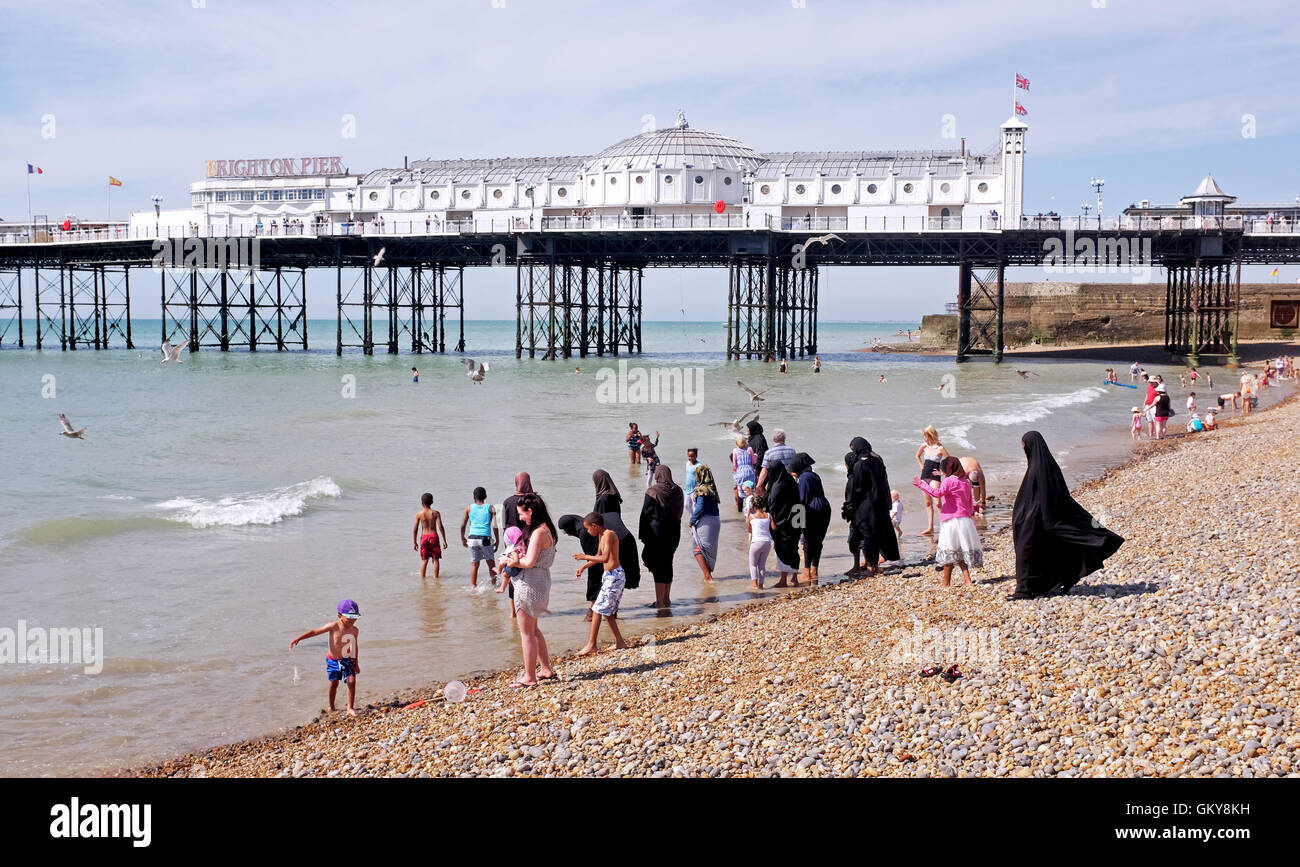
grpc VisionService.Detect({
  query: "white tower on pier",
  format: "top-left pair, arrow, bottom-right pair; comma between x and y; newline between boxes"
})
1000,117 -> 1027,227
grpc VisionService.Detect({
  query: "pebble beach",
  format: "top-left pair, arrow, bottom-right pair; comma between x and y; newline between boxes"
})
129,386 -> 1299,779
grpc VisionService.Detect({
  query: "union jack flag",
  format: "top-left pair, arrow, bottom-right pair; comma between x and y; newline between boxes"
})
1016,73 -> 1030,90
1015,102 -> 1028,117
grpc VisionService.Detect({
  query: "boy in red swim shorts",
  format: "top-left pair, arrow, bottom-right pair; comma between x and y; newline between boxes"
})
413,492 -> 446,579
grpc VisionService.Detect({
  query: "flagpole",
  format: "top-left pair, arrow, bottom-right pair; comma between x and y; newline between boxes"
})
27,169 -> 32,233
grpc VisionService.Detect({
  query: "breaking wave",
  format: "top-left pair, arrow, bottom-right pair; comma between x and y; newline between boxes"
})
156,477 -> 341,528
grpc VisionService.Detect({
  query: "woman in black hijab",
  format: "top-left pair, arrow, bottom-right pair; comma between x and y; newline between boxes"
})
591,469 -> 622,514
842,451 -> 864,573
746,420 -> 769,466
1011,430 -> 1123,598
789,452 -> 832,585
844,437 -> 900,577
766,458 -> 802,587
639,465 -> 684,609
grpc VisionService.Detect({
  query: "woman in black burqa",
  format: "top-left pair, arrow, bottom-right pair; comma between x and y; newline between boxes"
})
843,437 -> 900,576
746,420 -> 769,466
788,452 -> 831,585
1011,430 -> 1124,598
591,469 -> 622,514
765,458 -> 803,587
639,465 -> 683,610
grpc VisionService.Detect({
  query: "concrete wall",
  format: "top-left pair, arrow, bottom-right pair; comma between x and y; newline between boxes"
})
922,282 -> 1300,348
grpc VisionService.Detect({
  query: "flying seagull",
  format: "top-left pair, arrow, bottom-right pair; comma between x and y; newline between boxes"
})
58,413 -> 86,439
801,233 -> 843,249
711,409 -> 760,434
161,338 -> 184,364
460,358 -> 489,383
1015,369 -> 1040,379
373,247 -> 386,267
737,380 -> 769,405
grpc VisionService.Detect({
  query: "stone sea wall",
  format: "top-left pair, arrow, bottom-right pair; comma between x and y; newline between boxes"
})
922,282 -> 1299,348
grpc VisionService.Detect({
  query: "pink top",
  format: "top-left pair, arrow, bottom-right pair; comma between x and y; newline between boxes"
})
912,476 -> 976,520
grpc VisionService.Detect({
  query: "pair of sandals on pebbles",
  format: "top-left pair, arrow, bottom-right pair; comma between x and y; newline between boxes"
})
918,663 -> 963,682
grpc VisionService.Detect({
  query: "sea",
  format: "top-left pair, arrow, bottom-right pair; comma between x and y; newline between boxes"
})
0,319 -> 1278,775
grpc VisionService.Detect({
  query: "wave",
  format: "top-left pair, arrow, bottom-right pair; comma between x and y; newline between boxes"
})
11,515 -> 179,547
155,477 -> 342,528
966,387 -> 1109,428
944,424 -> 976,450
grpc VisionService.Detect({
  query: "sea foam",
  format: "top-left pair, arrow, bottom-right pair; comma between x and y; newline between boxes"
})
156,477 -> 341,528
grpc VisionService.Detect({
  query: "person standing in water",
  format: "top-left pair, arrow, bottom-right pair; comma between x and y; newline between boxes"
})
688,464 -> 722,583
459,487 -> 499,587
626,423 -> 643,466
789,453 -> 831,585
413,493 -> 446,580
639,465 -> 684,610
411,366 -> 418,383
813,356 -> 822,373
915,426 -> 949,536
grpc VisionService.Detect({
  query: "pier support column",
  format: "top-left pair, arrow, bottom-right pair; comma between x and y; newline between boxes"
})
517,258 -> 640,359
725,260 -> 818,360
0,267 -> 22,348
955,262 -> 1004,362
1163,258 -> 1237,365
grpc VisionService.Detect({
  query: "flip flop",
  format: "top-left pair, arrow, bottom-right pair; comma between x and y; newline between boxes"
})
941,664 -> 963,682
919,665 -> 941,678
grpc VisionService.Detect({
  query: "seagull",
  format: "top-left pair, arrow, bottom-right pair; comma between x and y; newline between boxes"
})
737,380 -> 769,405
460,358 -> 489,383
711,409 -> 759,434
1015,369 -> 1040,379
58,413 -> 86,439
373,247 -> 386,267
801,233 -> 843,249
161,338 -> 184,364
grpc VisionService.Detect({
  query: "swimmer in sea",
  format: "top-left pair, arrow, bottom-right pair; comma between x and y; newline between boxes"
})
813,356 -> 821,373
411,366 -> 418,383
879,375 -> 887,383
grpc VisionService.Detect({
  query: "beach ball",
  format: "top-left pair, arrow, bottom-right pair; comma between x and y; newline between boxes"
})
714,200 -> 725,214
443,680 -> 467,703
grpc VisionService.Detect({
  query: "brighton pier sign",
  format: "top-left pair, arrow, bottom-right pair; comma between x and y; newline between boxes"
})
205,156 -> 345,179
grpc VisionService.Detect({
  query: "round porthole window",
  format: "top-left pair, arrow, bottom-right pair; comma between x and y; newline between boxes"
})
635,176 -> 644,184
795,184 -> 806,194
723,176 -> 733,185
664,176 -> 673,184
940,182 -> 951,193
695,175 -> 704,184
400,190 -> 412,204
367,191 -> 379,202
524,188 -> 534,198
831,183 -> 842,194
558,187 -> 567,197
493,189 -> 503,199
903,183 -> 914,193
977,182 -> 989,193
431,190 -> 440,200
867,183 -> 878,194
461,189 -> 471,199
760,184 -> 771,195
610,177 -> 617,185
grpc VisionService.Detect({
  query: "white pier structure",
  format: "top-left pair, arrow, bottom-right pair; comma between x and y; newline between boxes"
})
138,112 -> 1026,235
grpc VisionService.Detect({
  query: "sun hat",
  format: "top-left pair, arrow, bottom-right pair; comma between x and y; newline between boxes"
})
338,599 -> 360,619
1130,406 -> 1140,413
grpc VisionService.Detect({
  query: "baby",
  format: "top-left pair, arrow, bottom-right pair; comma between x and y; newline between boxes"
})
889,490 -> 904,536
499,526 -> 526,579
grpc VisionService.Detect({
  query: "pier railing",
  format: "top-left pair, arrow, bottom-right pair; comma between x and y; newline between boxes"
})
5,211 -> 1300,246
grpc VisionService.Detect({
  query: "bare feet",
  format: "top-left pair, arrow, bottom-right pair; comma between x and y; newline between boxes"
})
347,707 -> 358,717
920,529 -> 934,537
773,579 -> 790,588
583,610 -> 593,622
576,645 -> 598,657
509,680 -> 537,689
612,641 -> 629,650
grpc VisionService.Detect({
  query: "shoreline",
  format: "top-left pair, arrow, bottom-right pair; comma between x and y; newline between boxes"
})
120,384 -> 1300,778
856,338 -> 1295,363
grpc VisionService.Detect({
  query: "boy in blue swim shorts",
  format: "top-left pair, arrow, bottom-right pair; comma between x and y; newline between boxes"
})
290,599 -> 362,717
573,513 -> 629,655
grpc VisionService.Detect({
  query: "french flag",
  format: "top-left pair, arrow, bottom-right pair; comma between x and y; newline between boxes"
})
27,163 -> 43,174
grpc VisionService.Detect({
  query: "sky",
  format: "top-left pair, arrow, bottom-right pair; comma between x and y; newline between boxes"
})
3,0 -> 1299,320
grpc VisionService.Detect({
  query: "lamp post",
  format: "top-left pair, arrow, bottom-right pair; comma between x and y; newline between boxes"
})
1089,178 -> 1104,223
151,195 -> 163,237
1080,202 -> 1091,228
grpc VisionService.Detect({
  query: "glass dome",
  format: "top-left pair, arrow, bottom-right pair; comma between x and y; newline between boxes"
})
583,115 -> 763,174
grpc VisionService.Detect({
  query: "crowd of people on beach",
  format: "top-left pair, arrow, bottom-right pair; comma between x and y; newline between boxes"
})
295,396 -> 1146,703
1125,357 -> 1292,440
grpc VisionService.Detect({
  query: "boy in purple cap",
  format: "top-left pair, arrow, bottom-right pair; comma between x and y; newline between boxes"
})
290,600 -> 361,717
